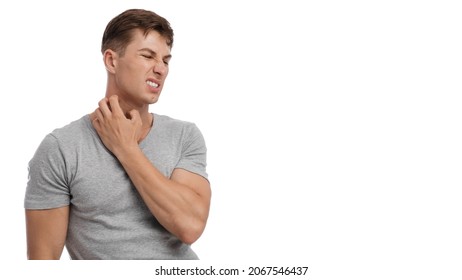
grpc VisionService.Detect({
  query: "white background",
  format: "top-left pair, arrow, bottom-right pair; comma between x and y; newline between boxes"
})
1,0 -> 461,279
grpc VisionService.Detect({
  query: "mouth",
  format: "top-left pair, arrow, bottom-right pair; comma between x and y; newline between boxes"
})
146,80 -> 159,89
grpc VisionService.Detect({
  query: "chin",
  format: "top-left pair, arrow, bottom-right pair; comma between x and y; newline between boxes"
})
147,95 -> 160,104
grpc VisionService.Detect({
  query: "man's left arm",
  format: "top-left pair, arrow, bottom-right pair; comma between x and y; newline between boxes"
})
117,147 -> 211,245
92,96 -> 211,244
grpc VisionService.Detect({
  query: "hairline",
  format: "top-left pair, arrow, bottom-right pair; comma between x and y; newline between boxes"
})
106,28 -> 173,57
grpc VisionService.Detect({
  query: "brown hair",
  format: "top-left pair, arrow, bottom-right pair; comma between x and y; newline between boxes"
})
101,9 -> 174,55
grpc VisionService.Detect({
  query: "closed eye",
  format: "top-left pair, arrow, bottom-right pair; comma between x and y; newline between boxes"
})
138,48 -> 172,65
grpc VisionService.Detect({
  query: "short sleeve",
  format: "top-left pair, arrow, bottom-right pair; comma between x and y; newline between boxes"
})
24,134 -> 71,209
175,124 -> 208,180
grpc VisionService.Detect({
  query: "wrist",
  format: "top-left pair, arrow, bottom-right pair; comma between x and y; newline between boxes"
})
113,143 -> 141,162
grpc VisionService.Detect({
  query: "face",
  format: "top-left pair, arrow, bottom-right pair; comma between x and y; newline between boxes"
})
108,29 -> 172,108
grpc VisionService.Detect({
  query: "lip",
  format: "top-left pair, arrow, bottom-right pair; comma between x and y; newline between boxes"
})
146,78 -> 161,93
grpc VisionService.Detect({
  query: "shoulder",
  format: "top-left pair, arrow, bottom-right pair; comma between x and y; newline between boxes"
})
153,114 -> 206,151
32,115 -> 95,157
155,114 -> 196,128
154,114 -> 203,136
49,115 -> 94,143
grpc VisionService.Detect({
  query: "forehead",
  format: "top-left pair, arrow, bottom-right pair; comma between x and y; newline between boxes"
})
127,29 -> 171,53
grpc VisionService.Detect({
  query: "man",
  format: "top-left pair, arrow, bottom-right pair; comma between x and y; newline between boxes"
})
24,9 -> 210,260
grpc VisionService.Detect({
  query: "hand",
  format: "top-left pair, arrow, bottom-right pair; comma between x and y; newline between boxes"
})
92,95 -> 143,156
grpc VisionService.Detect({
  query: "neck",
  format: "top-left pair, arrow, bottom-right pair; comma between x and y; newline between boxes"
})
103,86 -> 154,127
89,94 -> 153,132
110,94 -> 151,124
114,97 -> 153,141
104,78 -> 153,128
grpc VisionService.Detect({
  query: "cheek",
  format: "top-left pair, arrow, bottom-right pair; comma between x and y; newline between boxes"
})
115,67 -> 143,90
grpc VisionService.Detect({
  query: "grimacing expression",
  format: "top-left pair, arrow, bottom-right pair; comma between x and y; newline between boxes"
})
108,29 -> 172,107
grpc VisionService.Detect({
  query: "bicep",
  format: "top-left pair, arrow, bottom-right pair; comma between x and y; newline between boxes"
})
25,206 -> 69,260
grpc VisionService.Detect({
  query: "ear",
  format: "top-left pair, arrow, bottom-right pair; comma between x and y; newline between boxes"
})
103,49 -> 118,74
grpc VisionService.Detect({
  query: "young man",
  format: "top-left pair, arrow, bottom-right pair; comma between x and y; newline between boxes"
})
24,9 -> 210,260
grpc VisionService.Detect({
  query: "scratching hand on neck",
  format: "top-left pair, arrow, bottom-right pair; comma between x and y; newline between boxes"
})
91,95 -> 145,157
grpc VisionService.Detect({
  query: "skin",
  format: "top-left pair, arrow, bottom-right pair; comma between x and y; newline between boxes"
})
26,29 -> 211,259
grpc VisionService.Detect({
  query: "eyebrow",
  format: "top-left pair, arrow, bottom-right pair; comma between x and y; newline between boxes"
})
138,48 -> 172,60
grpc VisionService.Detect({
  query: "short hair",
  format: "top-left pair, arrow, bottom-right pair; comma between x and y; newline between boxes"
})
101,9 -> 174,55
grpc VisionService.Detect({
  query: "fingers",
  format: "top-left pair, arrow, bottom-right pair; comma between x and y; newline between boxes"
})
97,95 -> 125,119
108,95 -> 125,116
90,108 -> 102,131
98,98 -> 111,117
94,108 -> 104,122
128,109 -> 141,124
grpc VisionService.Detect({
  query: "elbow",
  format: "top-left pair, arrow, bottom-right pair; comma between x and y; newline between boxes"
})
178,221 -> 206,245
179,234 -> 199,245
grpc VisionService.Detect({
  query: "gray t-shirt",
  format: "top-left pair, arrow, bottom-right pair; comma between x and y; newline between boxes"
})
25,114 -> 208,260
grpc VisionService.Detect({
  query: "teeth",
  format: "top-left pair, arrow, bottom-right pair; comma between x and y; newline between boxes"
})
147,81 -> 159,88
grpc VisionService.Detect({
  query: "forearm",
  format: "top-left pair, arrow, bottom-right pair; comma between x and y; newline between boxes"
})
115,146 -> 209,244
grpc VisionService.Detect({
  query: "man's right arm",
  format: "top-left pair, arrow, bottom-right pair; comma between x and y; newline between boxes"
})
25,206 -> 69,260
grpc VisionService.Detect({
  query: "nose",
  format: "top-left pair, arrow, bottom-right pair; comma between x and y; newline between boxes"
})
153,61 -> 167,76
